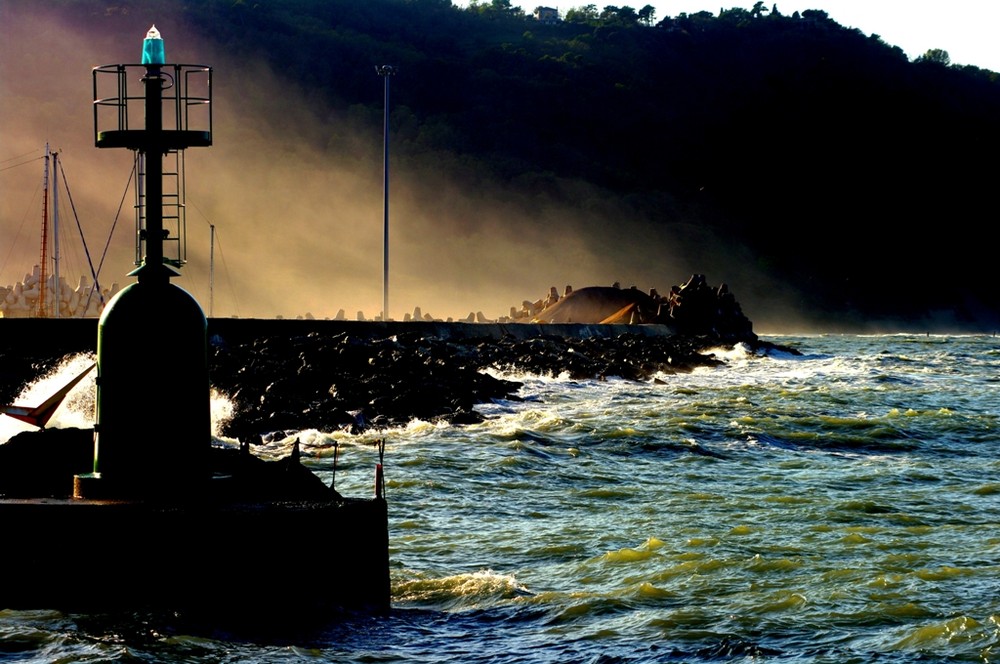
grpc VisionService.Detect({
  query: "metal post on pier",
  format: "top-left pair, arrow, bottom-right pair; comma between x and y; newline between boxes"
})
376,65 -> 395,322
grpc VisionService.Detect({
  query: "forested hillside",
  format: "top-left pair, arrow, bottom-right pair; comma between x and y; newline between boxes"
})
47,0 -> 1000,328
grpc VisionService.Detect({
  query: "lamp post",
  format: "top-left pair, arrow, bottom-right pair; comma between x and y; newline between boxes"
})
375,64 -> 396,322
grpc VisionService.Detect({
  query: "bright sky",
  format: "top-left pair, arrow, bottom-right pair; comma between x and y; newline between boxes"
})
460,1 -> 1000,72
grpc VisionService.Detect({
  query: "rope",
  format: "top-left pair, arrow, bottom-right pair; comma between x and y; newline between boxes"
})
84,156 -> 137,313
57,158 -> 104,308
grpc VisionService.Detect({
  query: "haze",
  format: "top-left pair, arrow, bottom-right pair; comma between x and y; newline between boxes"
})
1,4 -> 810,330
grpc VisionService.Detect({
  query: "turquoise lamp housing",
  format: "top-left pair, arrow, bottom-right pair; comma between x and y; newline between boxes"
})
142,25 -> 165,65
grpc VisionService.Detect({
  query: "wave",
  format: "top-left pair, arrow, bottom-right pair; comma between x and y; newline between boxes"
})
0,353 -> 95,442
890,614 -> 997,655
394,569 -> 531,610
2,359 -> 246,445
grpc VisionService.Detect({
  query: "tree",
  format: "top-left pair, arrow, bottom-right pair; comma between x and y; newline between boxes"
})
638,4 -> 655,25
599,5 -> 638,26
566,3 -> 599,23
916,48 -> 951,66
468,0 -> 525,17
801,9 -> 829,21
719,7 -> 751,25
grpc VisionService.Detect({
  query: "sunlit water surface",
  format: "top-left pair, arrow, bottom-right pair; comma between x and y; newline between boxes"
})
2,334 -> 999,662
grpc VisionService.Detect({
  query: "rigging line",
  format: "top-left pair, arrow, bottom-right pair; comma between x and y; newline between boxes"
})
0,148 -> 45,280
188,199 -> 242,317
0,155 -> 44,173
0,148 -> 41,165
57,158 -> 102,304
95,155 -> 136,278
212,228 -> 242,318
83,156 -> 136,314
0,177 -> 42,281
187,198 -> 214,228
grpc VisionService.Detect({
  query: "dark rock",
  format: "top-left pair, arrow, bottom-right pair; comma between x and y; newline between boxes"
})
0,427 -> 93,497
0,427 -> 332,500
2,312 -> 785,441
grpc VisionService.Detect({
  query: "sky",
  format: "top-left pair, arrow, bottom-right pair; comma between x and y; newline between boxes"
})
466,0 -> 1000,72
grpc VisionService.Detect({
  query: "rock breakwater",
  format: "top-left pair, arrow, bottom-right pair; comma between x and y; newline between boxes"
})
1,318 -> 789,439
210,328 -> 774,437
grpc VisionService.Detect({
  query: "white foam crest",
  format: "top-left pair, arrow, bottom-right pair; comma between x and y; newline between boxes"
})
310,419 -> 448,446
210,389 -> 234,439
0,414 -> 35,442
480,365 -> 575,383
478,407 -> 570,438
675,345 -> 887,391
701,342 -> 757,363
2,369 -> 250,445
345,418 -> 452,447
247,422 -> 422,462
0,353 -> 96,443
395,568 -> 530,608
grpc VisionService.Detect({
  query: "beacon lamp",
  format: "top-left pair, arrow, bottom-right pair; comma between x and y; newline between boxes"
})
142,25 -> 166,65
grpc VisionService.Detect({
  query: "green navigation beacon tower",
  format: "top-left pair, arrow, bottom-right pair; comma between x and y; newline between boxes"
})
2,27 -> 389,616
77,26 -> 213,498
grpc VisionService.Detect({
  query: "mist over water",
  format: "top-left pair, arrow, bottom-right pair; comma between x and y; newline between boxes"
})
0,4 -> 806,326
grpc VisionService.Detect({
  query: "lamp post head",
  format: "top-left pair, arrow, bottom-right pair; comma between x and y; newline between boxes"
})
375,64 -> 397,77
142,25 -> 166,65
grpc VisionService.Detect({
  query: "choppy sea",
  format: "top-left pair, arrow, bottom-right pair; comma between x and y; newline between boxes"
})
2,334 -> 999,662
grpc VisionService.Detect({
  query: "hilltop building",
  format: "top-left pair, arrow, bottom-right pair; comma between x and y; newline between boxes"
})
534,7 -> 559,24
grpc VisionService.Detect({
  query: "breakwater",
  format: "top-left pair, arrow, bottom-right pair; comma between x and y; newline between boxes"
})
1,318 -> 768,436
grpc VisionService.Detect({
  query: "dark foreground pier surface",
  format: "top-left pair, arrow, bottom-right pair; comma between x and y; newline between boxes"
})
0,495 -> 389,615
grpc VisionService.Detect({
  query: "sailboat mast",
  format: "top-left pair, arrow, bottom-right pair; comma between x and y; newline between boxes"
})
37,144 -> 50,318
52,149 -> 61,318
209,223 -> 215,317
